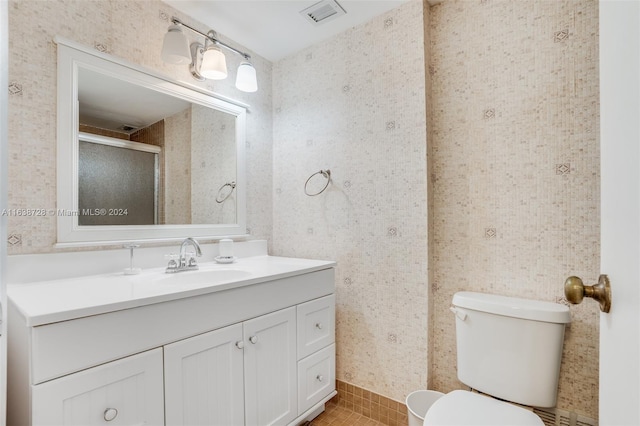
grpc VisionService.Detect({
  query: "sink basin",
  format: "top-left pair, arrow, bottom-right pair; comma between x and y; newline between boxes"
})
154,269 -> 252,287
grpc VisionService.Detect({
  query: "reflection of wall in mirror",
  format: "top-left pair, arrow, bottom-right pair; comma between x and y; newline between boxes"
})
191,105 -> 237,225
164,105 -> 236,225
164,108 -> 192,224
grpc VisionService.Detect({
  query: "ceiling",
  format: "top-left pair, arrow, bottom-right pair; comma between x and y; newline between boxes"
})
78,68 -> 190,133
164,0 -> 414,62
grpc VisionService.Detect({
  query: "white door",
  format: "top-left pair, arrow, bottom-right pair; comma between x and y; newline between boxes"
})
0,1 -> 8,424
244,307 -> 297,426
599,0 -> 640,424
31,348 -> 165,425
164,323 -> 245,426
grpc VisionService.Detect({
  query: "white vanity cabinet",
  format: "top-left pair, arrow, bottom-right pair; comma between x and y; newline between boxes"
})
8,259 -> 336,426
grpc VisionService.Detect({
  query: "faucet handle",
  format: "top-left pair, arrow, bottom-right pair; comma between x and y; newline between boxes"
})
184,251 -> 199,268
165,254 -> 179,272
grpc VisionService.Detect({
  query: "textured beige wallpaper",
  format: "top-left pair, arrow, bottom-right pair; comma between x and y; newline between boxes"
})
7,0 -> 273,253
164,107 -> 192,224
272,0 -> 429,402
428,0 -> 600,420
272,0 -> 599,417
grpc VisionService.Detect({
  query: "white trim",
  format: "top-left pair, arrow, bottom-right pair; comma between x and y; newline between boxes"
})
53,234 -> 250,249
54,36 -> 250,111
56,40 -> 248,244
79,132 -> 162,154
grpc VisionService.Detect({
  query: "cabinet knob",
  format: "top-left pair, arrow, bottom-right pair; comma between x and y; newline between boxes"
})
316,374 -> 324,382
315,322 -> 323,330
104,408 -> 118,422
235,340 -> 244,349
249,335 -> 258,344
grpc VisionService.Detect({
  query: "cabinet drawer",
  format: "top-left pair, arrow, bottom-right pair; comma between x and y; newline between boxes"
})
296,294 -> 335,360
31,348 -> 164,426
297,344 -> 335,415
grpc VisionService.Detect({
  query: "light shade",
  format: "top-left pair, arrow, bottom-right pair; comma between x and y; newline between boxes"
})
235,62 -> 258,93
161,25 -> 191,65
200,46 -> 228,80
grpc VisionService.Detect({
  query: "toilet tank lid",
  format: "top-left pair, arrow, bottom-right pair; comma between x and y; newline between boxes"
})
452,292 -> 571,324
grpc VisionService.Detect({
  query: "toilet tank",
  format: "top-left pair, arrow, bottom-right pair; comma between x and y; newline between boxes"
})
451,292 -> 571,407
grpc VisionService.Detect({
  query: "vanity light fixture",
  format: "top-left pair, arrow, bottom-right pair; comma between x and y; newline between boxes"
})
200,41 -> 228,80
161,17 -> 258,92
235,62 -> 258,93
161,24 -> 191,64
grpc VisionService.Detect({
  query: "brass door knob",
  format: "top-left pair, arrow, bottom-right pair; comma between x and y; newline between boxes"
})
564,275 -> 611,313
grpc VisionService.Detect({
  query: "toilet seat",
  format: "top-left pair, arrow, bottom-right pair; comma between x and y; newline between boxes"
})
423,390 -> 543,425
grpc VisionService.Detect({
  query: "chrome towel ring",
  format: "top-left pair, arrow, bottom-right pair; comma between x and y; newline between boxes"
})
216,181 -> 236,203
304,170 -> 331,196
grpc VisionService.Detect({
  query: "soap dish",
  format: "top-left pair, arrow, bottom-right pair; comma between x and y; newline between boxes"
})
215,256 -> 237,264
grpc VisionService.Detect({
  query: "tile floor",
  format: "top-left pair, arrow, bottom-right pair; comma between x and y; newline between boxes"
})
310,400 -> 387,426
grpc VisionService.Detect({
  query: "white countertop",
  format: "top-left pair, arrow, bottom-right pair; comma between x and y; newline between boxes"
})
9,255 -> 336,327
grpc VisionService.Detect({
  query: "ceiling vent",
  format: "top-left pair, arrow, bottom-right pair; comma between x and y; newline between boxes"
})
118,124 -> 139,133
300,0 -> 346,26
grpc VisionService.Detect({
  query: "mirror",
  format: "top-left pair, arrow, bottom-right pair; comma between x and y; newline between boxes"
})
56,37 -> 247,244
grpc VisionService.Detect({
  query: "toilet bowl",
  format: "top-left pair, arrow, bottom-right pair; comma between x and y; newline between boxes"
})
423,292 -> 571,425
423,390 -> 542,425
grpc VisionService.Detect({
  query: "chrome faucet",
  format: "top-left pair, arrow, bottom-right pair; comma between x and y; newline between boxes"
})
166,237 -> 202,273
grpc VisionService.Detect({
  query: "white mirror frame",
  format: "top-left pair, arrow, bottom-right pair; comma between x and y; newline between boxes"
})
55,37 -> 247,246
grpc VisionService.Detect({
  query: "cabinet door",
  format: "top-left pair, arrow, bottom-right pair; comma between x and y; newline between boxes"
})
244,307 -> 297,426
164,323 -> 244,426
31,348 -> 164,426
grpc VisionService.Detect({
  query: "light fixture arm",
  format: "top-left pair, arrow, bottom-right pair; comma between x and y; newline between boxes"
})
189,42 -> 206,81
171,17 -> 251,61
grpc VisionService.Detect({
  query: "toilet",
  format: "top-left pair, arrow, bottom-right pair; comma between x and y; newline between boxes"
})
424,291 -> 571,425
